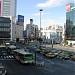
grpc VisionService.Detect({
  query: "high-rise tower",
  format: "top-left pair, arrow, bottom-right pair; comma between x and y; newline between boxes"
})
66,3 -> 75,44
0,0 -> 16,17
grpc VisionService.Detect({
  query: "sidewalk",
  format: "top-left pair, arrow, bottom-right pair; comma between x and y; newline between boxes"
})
45,44 -> 75,52
56,44 -> 74,50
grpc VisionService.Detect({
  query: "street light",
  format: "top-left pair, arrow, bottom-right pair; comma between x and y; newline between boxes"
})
39,9 -> 44,66
39,9 -> 43,38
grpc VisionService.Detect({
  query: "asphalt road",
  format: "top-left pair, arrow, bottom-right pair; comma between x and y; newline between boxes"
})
0,46 -> 75,75
1,57 -> 75,75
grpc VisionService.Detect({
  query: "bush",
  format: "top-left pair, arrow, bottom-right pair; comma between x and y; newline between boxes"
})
37,38 -> 43,43
64,40 -> 68,45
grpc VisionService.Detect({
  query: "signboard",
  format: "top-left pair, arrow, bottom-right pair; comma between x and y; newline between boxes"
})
48,26 -> 55,30
50,32 -> 57,39
66,3 -> 70,11
18,15 -> 24,22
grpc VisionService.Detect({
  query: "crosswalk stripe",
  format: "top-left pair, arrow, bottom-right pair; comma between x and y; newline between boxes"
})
0,58 -> 14,60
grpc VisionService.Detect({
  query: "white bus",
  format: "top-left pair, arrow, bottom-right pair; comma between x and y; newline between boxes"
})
13,49 -> 33,64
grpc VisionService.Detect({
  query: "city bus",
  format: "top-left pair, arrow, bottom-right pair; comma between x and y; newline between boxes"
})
13,49 -> 33,64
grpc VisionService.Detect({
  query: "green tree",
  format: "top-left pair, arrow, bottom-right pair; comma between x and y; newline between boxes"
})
63,37 -> 68,45
37,38 -> 43,43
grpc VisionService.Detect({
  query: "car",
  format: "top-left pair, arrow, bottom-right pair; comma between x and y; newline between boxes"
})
70,55 -> 75,61
57,52 -> 70,60
35,49 -> 41,53
39,45 -> 47,50
45,52 -> 55,58
42,50 -> 50,55
53,52 -> 59,56
0,63 -> 7,75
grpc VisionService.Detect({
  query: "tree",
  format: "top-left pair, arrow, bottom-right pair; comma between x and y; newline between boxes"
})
37,38 -> 43,43
63,36 -> 68,46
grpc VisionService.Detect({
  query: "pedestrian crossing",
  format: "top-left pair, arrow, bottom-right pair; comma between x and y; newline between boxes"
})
0,47 -> 15,60
0,55 -> 14,60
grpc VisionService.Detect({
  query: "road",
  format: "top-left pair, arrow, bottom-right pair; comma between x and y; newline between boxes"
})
1,57 -> 75,75
0,46 -> 75,75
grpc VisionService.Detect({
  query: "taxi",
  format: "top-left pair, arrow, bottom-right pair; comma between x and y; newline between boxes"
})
45,52 -> 55,58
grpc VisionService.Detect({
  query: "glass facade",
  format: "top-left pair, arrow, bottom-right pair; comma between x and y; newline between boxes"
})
0,17 -> 11,43
66,3 -> 75,40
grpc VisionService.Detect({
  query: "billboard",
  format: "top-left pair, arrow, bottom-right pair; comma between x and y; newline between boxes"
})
0,1 -> 1,16
48,25 -> 55,30
18,15 -> 24,22
66,3 -> 70,11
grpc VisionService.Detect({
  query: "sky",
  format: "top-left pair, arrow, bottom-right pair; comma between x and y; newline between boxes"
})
17,0 -> 74,29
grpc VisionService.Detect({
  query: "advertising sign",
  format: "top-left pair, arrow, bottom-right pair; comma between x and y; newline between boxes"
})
48,26 -> 55,30
66,3 -> 70,11
18,15 -> 24,22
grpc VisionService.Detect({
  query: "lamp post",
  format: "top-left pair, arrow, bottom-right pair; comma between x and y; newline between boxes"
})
39,9 -> 43,38
34,9 -> 44,66
39,9 -> 44,66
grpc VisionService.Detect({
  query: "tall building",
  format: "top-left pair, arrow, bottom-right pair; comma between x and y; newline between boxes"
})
66,3 -> 75,45
0,0 -> 16,17
25,19 -> 39,40
15,15 -> 24,42
0,0 -> 17,41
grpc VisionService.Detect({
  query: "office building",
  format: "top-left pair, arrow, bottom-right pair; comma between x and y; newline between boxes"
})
15,15 -> 24,42
0,0 -> 16,17
0,17 -> 11,44
25,19 -> 39,40
66,3 -> 75,45
0,0 -> 17,41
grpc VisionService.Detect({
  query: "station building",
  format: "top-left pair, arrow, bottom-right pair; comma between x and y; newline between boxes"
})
41,25 -> 63,44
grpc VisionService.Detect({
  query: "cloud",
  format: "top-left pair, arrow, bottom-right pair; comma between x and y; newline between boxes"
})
36,0 -> 68,8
